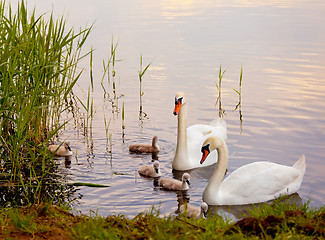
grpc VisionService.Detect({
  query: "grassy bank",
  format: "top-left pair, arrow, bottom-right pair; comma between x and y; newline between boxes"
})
0,199 -> 324,239
0,202 -> 325,239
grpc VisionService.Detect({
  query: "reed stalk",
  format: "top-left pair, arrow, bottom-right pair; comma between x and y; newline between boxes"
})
233,65 -> 243,132
101,37 -> 119,95
0,0 -> 91,205
122,101 -> 125,141
122,101 -> 125,130
138,55 -> 151,121
216,65 -> 226,117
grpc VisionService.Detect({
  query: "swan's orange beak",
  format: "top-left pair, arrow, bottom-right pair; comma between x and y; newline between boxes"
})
200,150 -> 209,164
200,144 -> 210,164
173,100 -> 182,115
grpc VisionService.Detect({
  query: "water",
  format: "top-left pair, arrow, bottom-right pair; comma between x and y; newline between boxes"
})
13,0 -> 325,218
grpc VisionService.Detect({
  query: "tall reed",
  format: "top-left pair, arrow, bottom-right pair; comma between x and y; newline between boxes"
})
138,55 -> 151,121
233,65 -> 243,132
101,37 -> 119,96
215,65 -> 226,117
0,1 -> 91,205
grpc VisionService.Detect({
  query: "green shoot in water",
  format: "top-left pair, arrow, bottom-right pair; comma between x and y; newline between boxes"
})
101,36 -> 120,96
216,65 -> 226,117
138,54 -> 151,121
233,65 -> 243,132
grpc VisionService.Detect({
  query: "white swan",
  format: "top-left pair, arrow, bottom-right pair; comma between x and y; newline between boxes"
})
172,92 -> 227,170
179,202 -> 208,219
129,136 -> 160,153
48,141 -> 72,157
138,161 -> 161,178
200,136 -> 306,205
159,173 -> 190,191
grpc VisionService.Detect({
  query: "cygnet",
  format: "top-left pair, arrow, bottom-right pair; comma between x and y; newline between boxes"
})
48,141 -> 72,157
139,161 -> 161,178
159,173 -> 190,191
129,136 -> 160,153
179,202 -> 208,219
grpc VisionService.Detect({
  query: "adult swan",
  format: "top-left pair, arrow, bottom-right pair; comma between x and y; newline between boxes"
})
200,136 -> 306,205
172,92 -> 227,171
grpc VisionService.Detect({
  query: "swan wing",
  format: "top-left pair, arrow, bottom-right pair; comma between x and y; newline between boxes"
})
219,162 -> 303,205
187,118 -> 227,168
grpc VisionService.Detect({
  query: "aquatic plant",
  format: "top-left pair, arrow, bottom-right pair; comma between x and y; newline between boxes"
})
215,65 -> 226,117
122,101 -> 125,141
101,36 -> 119,97
233,65 -> 243,97
0,0 -> 91,205
233,65 -> 243,132
138,54 -> 151,122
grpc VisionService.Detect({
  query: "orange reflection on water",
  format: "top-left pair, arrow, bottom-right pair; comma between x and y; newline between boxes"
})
160,0 -> 203,19
159,0 -> 297,20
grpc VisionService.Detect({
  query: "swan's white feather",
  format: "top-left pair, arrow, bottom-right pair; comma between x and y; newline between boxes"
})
186,119 -> 227,169
217,161 -> 305,205
202,136 -> 306,205
172,92 -> 227,171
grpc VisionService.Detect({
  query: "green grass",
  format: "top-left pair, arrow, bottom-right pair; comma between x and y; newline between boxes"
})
0,200 -> 324,239
0,0 -> 91,206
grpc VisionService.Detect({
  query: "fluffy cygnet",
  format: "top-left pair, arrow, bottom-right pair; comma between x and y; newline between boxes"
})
139,161 -> 161,178
129,136 -> 160,153
48,141 -> 72,157
159,173 -> 190,191
179,202 -> 208,219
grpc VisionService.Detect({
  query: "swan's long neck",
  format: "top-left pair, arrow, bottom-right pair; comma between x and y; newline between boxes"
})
203,139 -> 228,200
152,137 -> 159,149
172,103 -> 188,169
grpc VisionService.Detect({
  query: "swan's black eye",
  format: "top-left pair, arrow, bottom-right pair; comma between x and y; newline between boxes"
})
201,144 -> 210,154
175,97 -> 183,105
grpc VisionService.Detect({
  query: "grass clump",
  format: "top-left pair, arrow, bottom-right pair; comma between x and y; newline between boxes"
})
228,200 -> 325,238
0,0 -> 91,206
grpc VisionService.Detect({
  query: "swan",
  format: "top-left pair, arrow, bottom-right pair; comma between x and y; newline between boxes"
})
138,161 -> 161,178
159,173 -> 190,191
179,202 -> 208,219
200,136 -> 306,205
172,92 -> 227,170
129,136 -> 160,153
48,141 -> 72,157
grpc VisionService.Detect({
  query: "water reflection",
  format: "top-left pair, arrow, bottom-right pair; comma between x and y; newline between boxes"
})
0,157 -> 78,207
129,151 -> 159,161
64,156 -> 72,168
160,0 -> 204,19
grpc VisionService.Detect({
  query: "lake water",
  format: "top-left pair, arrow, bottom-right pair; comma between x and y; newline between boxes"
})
15,0 -> 325,218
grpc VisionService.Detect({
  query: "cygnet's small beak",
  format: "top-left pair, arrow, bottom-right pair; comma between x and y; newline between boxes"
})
203,211 -> 207,219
